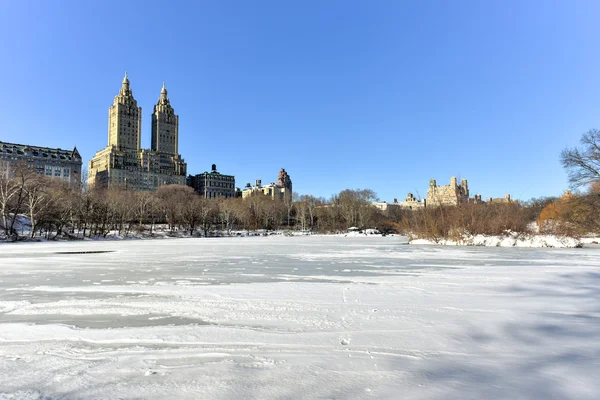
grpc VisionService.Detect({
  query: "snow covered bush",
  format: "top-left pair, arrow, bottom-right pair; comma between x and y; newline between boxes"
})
399,202 -> 534,242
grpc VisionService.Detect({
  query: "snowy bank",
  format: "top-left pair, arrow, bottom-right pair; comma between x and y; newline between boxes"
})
580,237 -> 600,245
410,232 -> 582,248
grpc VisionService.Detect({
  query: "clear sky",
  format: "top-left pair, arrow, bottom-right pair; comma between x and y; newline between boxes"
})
1,1 -> 599,201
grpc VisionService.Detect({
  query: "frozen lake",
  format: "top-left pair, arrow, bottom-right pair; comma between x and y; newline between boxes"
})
0,236 -> 599,399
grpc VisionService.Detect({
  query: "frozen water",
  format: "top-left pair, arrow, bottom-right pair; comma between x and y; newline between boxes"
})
0,236 -> 599,399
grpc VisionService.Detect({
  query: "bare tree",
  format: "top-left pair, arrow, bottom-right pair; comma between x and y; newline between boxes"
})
76,189 -> 96,238
264,198 -> 286,230
0,165 -> 33,239
157,185 -> 192,230
244,194 -> 266,232
134,191 -> 154,228
147,194 -> 161,233
232,197 -> 251,232
217,198 -> 238,234
304,195 -> 321,230
197,197 -> 217,236
181,194 -> 203,236
105,188 -> 133,236
48,183 -> 77,239
284,191 -> 296,227
294,199 -> 308,231
561,129 -> 600,188
338,191 -> 358,229
356,189 -> 378,228
0,174 -> 20,237
24,175 -> 52,238
338,189 -> 378,229
315,194 -> 342,233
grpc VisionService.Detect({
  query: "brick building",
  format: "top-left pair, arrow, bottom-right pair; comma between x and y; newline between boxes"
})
187,164 -> 236,199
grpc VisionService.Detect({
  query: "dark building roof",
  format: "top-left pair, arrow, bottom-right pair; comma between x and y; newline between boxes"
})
189,164 -> 235,179
0,141 -> 81,162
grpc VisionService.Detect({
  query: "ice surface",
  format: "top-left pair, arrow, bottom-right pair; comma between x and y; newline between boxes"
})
0,236 -> 599,399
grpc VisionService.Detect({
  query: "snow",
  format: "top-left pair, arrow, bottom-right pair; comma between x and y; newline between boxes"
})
580,237 -> 600,245
410,233 -> 583,248
1,236 -> 599,399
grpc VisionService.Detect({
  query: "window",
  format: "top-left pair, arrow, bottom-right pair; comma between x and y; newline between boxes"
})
45,166 -> 52,176
63,168 -> 70,177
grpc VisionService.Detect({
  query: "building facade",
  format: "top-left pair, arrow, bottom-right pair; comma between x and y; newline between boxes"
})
242,168 -> 292,201
487,194 -> 512,204
422,177 -> 510,207
372,193 -> 426,215
397,193 -> 426,209
187,164 -> 236,199
152,83 -> 179,155
0,141 -> 82,187
88,73 -> 187,191
371,201 -> 402,216
426,177 -> 470,207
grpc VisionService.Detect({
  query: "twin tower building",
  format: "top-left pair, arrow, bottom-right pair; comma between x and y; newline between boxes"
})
88,73 -> 187,190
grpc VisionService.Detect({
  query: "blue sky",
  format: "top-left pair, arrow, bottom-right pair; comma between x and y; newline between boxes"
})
1,0 -> 599,201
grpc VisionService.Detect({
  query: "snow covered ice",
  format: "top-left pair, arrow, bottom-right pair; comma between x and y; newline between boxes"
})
0,236 -> 599,399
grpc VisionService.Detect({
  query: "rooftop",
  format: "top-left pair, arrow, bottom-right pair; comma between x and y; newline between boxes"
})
0,141 -> 80,161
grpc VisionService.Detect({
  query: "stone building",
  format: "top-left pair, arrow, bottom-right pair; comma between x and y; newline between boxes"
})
152,83 -> 179,156
88,73 -> 187,190
371,201 -> 401,216
187,164 -> 236,199
398,193 -> 426,209
372,194 -> 425,215
276,168 -> 292,193
422,177 -> 511,207
0,141 -> 82,187
242,168 -> 292,201
426,177 -> 470,207
487,194 -> 512,204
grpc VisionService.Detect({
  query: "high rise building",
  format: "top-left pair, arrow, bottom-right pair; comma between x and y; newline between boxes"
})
107,72 -> 142,151
88,73 -> 187,190
151,83 -> 179,155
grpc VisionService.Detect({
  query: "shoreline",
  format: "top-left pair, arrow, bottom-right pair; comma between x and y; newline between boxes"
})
2,230 -> 599,249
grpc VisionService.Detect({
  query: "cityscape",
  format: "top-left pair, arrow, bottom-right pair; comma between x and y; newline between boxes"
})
2,73 -> 515,211
1,67 -> 594,244
1,2 -> 600,399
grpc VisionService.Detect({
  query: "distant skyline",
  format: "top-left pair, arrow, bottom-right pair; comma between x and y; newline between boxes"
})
1,1 -> 599,201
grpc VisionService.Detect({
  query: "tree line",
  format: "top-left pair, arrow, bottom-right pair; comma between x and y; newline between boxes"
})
0,168 -> 389,240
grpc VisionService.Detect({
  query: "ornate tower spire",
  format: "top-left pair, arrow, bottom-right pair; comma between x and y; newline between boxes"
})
158,82 -> 169,104
151,83 -> 178,155
119,71 -> 132,96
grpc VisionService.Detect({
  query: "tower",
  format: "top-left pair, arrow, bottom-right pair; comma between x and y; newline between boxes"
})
276,168 -> 292,192
108,72 -> 142,151
461,178 -> 469,197
90,74 -> 187,191
151,82 -> 179,155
